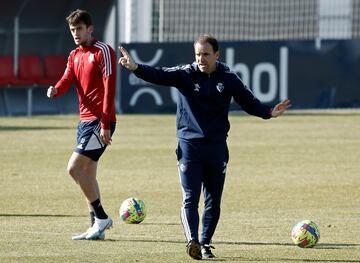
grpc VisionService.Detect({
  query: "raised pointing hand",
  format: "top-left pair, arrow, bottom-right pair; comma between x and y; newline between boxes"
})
118,46 -> 138,71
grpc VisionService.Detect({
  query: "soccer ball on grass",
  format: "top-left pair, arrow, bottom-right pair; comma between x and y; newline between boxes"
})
119,197 -> 146,224
291,220 -> 320,248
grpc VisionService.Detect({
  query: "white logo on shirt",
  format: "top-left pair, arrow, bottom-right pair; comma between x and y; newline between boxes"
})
88,54 -> 95,63
216,83 -> 224,93
194,84 -> 200,92
74,57 -> 79,63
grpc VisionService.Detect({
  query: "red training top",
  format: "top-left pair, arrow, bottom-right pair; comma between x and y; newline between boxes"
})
55,38 -> 116,129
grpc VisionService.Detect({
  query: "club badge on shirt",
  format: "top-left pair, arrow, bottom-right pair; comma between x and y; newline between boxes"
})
194,83 -> 200,92
216,83 -> 224,93
88,53 -> 95,63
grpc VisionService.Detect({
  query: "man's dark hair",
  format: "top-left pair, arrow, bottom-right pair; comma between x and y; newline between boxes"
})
66,9 -> 93,26
194,34 -> 219,53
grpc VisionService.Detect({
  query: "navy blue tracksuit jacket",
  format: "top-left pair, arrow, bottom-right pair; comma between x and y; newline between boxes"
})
134,61 -> 272,244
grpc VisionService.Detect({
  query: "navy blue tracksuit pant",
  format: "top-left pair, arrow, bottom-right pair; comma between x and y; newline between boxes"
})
176,139 -> 229,245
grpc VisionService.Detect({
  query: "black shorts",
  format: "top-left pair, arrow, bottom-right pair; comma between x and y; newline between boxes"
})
74,119 -> 116,161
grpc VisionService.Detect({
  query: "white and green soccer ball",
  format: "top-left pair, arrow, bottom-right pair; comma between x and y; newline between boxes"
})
291,220 -> 320,248
119,197 -> 146,224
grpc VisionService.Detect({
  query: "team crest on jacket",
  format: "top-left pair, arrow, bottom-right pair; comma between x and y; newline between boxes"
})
194,83 -> 200,92
216,83 -> 224,93
88,53 -> 95,63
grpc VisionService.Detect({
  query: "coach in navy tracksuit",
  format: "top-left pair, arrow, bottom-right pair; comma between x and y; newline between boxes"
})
119,35 -> 290,260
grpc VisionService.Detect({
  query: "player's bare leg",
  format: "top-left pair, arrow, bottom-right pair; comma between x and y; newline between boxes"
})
67,152 -> 112,240
67,152 -> 99,201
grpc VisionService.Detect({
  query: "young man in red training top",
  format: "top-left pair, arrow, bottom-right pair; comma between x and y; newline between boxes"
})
47,9 -> 116,240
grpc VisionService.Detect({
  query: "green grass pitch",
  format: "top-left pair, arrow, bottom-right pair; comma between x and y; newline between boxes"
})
0,111 -> 359,262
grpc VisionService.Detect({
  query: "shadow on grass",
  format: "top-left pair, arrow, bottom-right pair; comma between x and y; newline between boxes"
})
0,126 -> 72,131
217,241 -> 360,248
0,214 -> 80,217
102,238 -> 359,248
315,243 -> 360,249
140,222 -> 181,226
222,257 -> 360,262
101,239 -> 360,262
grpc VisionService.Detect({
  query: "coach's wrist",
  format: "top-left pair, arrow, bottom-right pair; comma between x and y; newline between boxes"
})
130,63 -> 138,71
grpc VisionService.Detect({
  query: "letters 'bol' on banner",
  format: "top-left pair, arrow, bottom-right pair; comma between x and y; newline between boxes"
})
120,40 -> 360,113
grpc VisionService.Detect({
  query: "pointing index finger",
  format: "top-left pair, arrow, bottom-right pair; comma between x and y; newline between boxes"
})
119,46 -> 130,58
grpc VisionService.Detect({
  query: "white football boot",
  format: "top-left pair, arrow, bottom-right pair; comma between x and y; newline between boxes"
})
85,217 -> 113,240
72,227 -> 105,240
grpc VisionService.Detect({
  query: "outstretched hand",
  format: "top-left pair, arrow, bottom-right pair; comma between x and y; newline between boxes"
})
271,99 -> 291,117
118,46 -> 138,71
